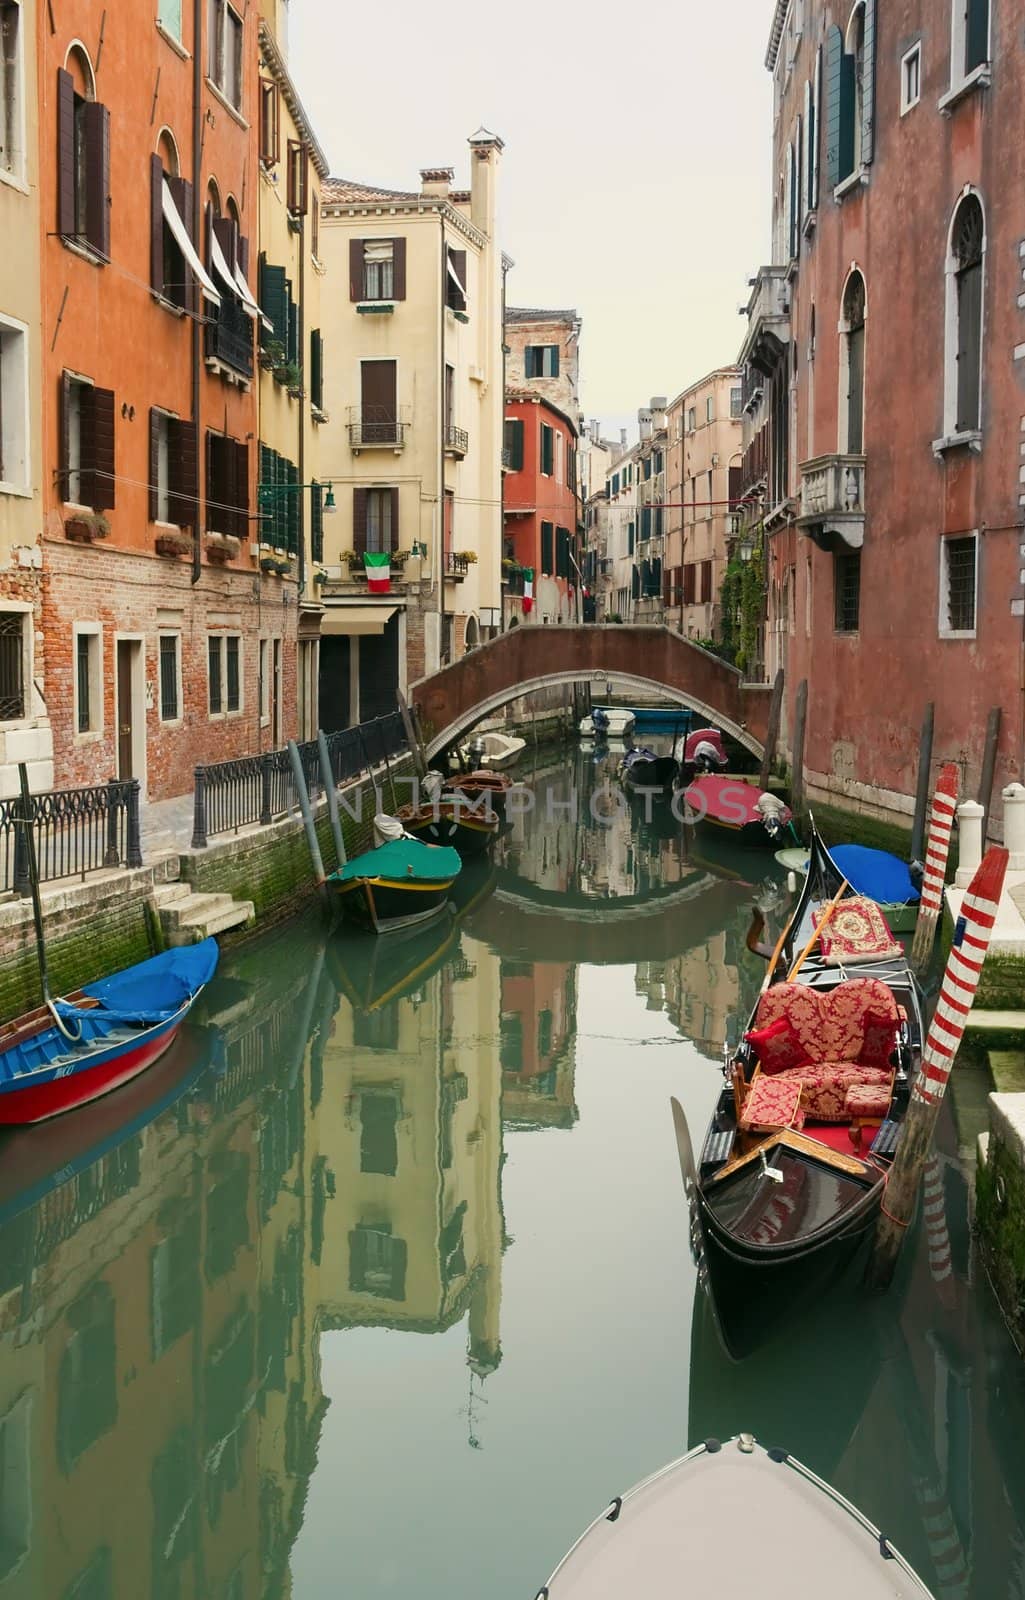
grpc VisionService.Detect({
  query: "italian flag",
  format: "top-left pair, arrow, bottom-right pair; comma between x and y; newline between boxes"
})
364,552 -> 390,593
522,566 -> 534,614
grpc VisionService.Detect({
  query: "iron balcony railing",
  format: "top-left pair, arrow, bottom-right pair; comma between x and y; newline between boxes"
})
500,446 -> 512,469
347,405 -> 411,448
191,711 -> 408,846
205,294 -> 254,379
444,424 -> 468,456
444,553 -> 469,579
0,777 -> 142,895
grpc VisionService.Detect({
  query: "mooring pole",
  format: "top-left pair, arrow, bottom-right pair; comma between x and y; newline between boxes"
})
288,739 -> 327,902
397,690 -> 427,780
790,679 -> 808,821
977,705 -> 1002,847
317,730 -> 346,867
867,845 -> 1008,1290
758,668 -> 784,790
910,762 -> 959,977
909,701 -> 935,864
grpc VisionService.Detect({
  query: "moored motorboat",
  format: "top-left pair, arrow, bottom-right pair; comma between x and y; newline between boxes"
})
674,725 -> 729,776
618,745 -> 679,793
579,706 -> 636,739
393,797 -> 500,857
0,940 -> 219,1126
460,730 -> 526,770
678,826 -> 924,1358
326,819 -> 461,935
536,1433 -> 935,1597
443,768 -> 513,820
683,772 -> 793,844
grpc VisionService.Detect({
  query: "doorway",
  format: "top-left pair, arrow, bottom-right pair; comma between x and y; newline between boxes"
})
115,638 -> 144,786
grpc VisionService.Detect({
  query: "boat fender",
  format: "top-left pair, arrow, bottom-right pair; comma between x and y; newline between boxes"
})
703,1437 -> 722,1454
787,870 -> 798,892
766,1446 -> 789,1463
737,1433 -> 756,1453
605,1496 -> 623,1523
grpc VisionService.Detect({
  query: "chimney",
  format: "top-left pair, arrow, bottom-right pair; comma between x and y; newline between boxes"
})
650,396 -> 668,432
638,407 -> 653,442
420,166 -> 454,200
620,428 -> 627,450
468,126 -> 504,234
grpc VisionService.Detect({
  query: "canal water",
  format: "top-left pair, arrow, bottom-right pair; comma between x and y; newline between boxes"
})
1,743 -> 1024,1598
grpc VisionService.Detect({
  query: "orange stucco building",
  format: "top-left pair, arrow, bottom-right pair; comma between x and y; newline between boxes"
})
39,0 -> 296,801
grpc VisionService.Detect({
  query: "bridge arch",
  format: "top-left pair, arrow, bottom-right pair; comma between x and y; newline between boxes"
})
412,625 -> 774,759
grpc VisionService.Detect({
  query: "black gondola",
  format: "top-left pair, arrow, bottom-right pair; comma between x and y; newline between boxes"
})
676,824 -> 923,1358
618,745 -> 680,793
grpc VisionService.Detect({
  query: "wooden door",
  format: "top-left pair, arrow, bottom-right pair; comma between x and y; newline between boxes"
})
272,638 -> 281,746
117,641 -> 134,779
360,360 -> 396,442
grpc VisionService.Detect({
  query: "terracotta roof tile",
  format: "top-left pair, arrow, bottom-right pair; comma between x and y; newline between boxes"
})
322,176 -> 420,205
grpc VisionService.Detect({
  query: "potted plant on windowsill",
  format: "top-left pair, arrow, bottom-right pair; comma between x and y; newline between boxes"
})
343,550 -> 367,576
391,550 -> 411,568
155,527 -> 193,557
205,530 -> 241,562
274,359 -> 303,393
260,553 -> 293,576
260,339 -> 285,373
461,550 -> 478,563
64,511 -> 111,542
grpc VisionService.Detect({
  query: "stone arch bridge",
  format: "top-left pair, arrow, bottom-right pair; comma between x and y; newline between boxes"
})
412,625 -> 775,759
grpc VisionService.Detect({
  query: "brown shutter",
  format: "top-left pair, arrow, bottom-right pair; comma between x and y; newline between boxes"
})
213,215 -> 235,271
148,409 -> 160,520
83,101 -> 110,259
728,465 -> 742,506
57,69 -> 75,237
392,237 -> 406,300
352,487 -> 368,555
233,440 -> 248,541
238,234 -> 249,277
151,155 -> 165,292
389,487 -> 399,552
168,419 -> 197,527
205,430 -> 215,531
59,373 -> 72,499
349,239 -> 363,301
448,249 -> 467,311
89,387 -> 116,509
170,177 -> 194,308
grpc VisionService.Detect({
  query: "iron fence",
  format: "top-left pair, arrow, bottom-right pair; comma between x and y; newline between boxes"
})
0,777 -> 142,896
191,711 -> 408,847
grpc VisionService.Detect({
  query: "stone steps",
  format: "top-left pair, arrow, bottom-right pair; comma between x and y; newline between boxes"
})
151,883 -> 254,945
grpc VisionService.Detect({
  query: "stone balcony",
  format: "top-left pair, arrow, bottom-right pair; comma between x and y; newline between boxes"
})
796,454 -> 866,550
739,265 -> 790,377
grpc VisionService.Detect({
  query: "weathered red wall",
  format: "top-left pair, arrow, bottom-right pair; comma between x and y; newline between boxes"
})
504,396 -> 578,619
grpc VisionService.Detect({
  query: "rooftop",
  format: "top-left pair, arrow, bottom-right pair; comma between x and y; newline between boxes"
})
322,177 -> 420,205
506,307 -> 579,326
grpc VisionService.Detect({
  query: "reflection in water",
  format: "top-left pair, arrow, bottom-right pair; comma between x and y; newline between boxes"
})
0,747 -> 1022,1598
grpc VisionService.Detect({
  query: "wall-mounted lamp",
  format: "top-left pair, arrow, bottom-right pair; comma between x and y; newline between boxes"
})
411,540 -> 428,558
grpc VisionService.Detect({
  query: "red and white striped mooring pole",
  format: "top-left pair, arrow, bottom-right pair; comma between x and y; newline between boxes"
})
868,844 -> 1008,1288
911,762 -> 960,977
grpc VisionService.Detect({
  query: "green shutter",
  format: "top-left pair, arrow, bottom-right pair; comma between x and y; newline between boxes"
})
965,0 -> 988,74
310,329 -> 323,410
287,461 -> 299,553
549,347 -> 559,377
823,26 -> 844,191
311,482 -> 324,563
861,0 -> 876,164
628,521 -> 635,554
260,261 -> 289,348
287,291 -> 298,365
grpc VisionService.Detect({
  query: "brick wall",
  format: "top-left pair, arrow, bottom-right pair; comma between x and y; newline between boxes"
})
0,877 -> 160,1020
44,539 -> 299,801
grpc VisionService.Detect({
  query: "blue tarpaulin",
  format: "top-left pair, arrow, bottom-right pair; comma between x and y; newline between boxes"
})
830,845 -> 919,906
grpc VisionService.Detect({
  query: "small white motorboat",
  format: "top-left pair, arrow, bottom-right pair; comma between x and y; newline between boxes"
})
537,1434 -> 935,1597
578,707 -> 636,739
460,730 -> 526,770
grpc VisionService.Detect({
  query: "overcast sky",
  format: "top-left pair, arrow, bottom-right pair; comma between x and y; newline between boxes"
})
291,0 -> 773,439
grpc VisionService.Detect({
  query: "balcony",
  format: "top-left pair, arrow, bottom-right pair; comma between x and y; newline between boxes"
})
444,553 -> 469,580
797,454 -> 866,550
444,424 -> 469,457
347,405 -> 411,451
204,295 -> 253,381
739,265 -> 790,378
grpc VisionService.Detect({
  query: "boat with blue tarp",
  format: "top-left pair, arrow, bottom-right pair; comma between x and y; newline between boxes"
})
776,842 -> 921,932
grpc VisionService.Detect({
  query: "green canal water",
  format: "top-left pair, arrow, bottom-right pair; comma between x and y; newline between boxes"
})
1,745 -> 1024,1598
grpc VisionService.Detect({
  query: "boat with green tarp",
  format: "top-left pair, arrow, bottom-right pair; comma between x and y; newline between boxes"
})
327,832 -> 462,935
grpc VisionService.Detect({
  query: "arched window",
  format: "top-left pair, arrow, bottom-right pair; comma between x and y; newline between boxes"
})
156,128 -> 179,178
949,194 -> 984,434
58,44 -> 109,257
847,4 -> 866,168
839,270 -> 866,453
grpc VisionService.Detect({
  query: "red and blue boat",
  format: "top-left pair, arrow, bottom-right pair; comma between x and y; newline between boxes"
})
0,939 -> 219,1125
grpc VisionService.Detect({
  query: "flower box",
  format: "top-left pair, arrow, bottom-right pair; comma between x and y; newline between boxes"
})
65,512 -> 110,543
155,529 -> 193,557
205,531 -> 241,562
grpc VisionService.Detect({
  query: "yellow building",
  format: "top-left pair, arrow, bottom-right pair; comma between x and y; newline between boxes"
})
315,132 -> 506,725
665,368 -> 744,640
256,4 -> 330,740
0,0 -> 52,795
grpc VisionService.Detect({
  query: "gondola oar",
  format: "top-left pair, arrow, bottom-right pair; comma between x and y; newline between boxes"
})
910,762 -> 959,977
786,876 -> 849,980
16,763 -> 81,1042
867,844 -> 1008,1289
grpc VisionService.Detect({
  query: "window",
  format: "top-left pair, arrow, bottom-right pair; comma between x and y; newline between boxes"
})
0,315 -> 28,490
286,138 -> 307,215
58,1283 -> 118,1472
540,521 -> 554,575
347,236 -> 405,302
682,563 -> 696,605
205,431 -> 248,537
610,471 -> 619,496
159,634 -> 180,721
825,7 -> 875,190
157,0 -> 182,39
56,60 -> 110,258
309,328 -> 324,411
207,633 -> 241,715
540,424 -> 554,476
686,407 -> 696,432
730,386 -> 743,418
358,1090 -> 400,1174
207,0 -> 242,109
504,417 -> 524,470
900,41 -> 921,113
366,487 -> 393,554
524,344 -> 559,378
840,271 -> 866,453
445,246 -> 466,313
0,610 -> 25,721
950,194 -> 984,435
258,638 -> 268,723
259,79 -> 279,165
75,625 -> 101,733
834,550 -> 861,631
940,535 -> 977,636
310,481 -> 324,562
349,1224 -> 406,1300
950,0 -> 989,86
60,375 -> 116,510
706,396 -> 715,423
0,1 -> 23,182
700,560 -> 713,603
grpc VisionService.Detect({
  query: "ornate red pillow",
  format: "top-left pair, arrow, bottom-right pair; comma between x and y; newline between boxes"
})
744,1015 -> 803,1075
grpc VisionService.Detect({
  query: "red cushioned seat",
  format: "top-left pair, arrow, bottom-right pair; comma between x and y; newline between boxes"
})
740,1073 -> 804,1133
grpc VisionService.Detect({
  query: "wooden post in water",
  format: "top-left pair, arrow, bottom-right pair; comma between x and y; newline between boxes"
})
910,762 -> 959,976
397,690 -> 427,780
790,679 -> 808,821
317,730 -> 346,867
909,702 -> 935,864
867,845 -> 1008,1290
977,705 -> 1002,847
758,668 -> 785,790
288,740 -> 327,903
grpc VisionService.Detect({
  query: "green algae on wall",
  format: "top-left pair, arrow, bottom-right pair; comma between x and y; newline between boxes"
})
0,897 -> 156,1022
976,1133 -> 1025,1355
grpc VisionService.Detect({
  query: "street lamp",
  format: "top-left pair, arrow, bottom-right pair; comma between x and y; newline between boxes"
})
256,481 -> 336,512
